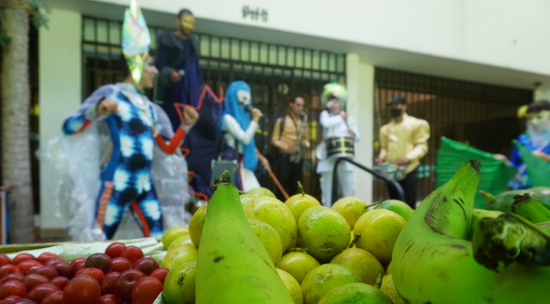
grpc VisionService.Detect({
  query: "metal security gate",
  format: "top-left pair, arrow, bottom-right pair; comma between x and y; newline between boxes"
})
373,68 -> 533,204
81,16 -> 346,199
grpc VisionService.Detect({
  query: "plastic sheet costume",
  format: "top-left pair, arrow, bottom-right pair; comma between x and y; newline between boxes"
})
40,0 -> 194,241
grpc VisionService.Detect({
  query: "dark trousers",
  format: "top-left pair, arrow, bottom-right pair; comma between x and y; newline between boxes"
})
387,169 -> 417,209
276,154 -> 303,200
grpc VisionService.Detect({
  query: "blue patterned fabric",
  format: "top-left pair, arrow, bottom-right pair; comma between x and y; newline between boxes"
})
63,84 -> 164,239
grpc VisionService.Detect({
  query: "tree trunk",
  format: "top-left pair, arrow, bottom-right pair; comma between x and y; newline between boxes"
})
1,0 -> 36,243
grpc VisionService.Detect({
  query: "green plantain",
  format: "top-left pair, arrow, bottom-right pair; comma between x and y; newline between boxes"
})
392,160 -> 550,304
195,171 -> 294,304
511,193 -> 550,224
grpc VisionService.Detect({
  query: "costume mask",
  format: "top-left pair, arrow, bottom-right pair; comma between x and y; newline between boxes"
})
391,108 -> 402,118
237,90 -> 251,106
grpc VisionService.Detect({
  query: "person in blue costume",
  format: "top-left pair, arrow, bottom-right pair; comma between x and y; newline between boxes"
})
155,8 -> 223,199
47,1 -> 199,241
220,81 -> 270,191
495,100 -> 550,190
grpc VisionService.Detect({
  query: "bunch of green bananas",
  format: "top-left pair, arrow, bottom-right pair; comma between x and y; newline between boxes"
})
392,160 -> 550,304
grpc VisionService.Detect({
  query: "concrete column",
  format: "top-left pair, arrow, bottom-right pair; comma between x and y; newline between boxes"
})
39,9 -> 82,232
346,53 -> 375,204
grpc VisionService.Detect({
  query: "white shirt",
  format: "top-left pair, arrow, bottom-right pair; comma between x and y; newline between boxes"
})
223,115 -> 259,153
316,110 -> 361,173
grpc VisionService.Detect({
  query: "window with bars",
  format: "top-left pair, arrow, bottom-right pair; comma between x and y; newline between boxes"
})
81,15 -> 346,199
373,68 -> 534,203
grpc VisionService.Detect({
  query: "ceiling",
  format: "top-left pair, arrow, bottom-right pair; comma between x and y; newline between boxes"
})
46,0 -> 550,90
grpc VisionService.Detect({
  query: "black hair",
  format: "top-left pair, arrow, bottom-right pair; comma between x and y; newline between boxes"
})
527,100 -> 550,114
178,9 -> 193,19
290,96 -> 304,104
119,49 -> 156,79
389,96 -> 407,105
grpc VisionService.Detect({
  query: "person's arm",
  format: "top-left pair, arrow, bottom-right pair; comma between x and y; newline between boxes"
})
155,32 -> 177,86
319,110 -> 345,128
62,86 -> 115,135
375,126 -> 388,165
405,120 -> 430,162
224,115 -> 259,145
271,118 -> 289,151
155,107 -> 198,155
347,116 -> 361,142
302,119 -> 310,148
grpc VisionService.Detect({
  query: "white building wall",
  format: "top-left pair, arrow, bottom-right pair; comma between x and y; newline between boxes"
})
93,0 -> 550,77
39,9 -> 82,230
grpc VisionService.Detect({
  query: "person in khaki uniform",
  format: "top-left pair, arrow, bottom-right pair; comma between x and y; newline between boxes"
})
375,96 -> 430,209
271,97 -> 310,199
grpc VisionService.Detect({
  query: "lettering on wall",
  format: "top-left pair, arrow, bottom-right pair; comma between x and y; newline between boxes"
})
242,5 -> 268,22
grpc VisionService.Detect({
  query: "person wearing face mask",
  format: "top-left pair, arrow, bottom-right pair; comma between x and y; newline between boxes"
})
374,96 -> 430,209
494,100 -> 550,190
155,8 -> 223,199
315,83 -> 361,207
220,81 -> 270,192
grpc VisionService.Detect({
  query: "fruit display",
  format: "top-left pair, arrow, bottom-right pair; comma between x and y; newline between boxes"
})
0,242 -> 168,304
4,161 -> 550,304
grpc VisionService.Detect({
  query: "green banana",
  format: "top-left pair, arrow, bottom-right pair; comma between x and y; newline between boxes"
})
467,208 -> 503,241
473,213 -> 550,270
511,194 -> 550,224
537,221 -> 550,233
195,171 -> 294,304
392,160 -> 550,304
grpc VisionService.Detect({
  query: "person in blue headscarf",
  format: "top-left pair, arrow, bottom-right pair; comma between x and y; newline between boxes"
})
220,81 -> 270,191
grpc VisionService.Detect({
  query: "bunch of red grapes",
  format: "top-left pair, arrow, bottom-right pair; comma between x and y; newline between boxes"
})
0,243 -> 168,304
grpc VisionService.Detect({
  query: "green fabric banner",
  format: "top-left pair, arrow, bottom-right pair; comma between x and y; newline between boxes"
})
513,140 -> 550,187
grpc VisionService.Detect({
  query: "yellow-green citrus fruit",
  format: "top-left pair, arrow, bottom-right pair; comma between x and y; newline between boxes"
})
318,282 -> 393,304
247,187 -> 276,198
189,203 -> 207,247
301,264 -> 362,304
380,274 -> 406,304
160,226 -> 189,250
353,209 -> 406,265
285,193 -> 322,223
330,248 -> 384,285
248,219 -> 284,264
163,261 -> 196,304
386,261 -> 393,276
243,196 -> 298,252
240,193 -> 256,205
160,245 -> 197,270
298,206 -> 351,262
374,200 -> 414,221
331,197 -> 368,229
276,252 -> 320,284
167,234 -> 194,251
277,268 -> 304,304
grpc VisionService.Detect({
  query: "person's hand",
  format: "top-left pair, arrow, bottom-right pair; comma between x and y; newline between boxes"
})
97,99 -> 118,116
170,71 -> 182,83
341,112 -> 348,120
494,154 -> 512,166
374,158 -> 383,166
183,107 -> 199,125
397,157 -> 410,166
532,150 -> 550,162
348,130 -> 355,137
251,108 -> 262,122
286,145 -> 297,154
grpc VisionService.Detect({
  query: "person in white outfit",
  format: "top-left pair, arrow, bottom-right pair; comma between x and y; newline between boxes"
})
220,80 -> 270,192
315,83 -> 360,206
